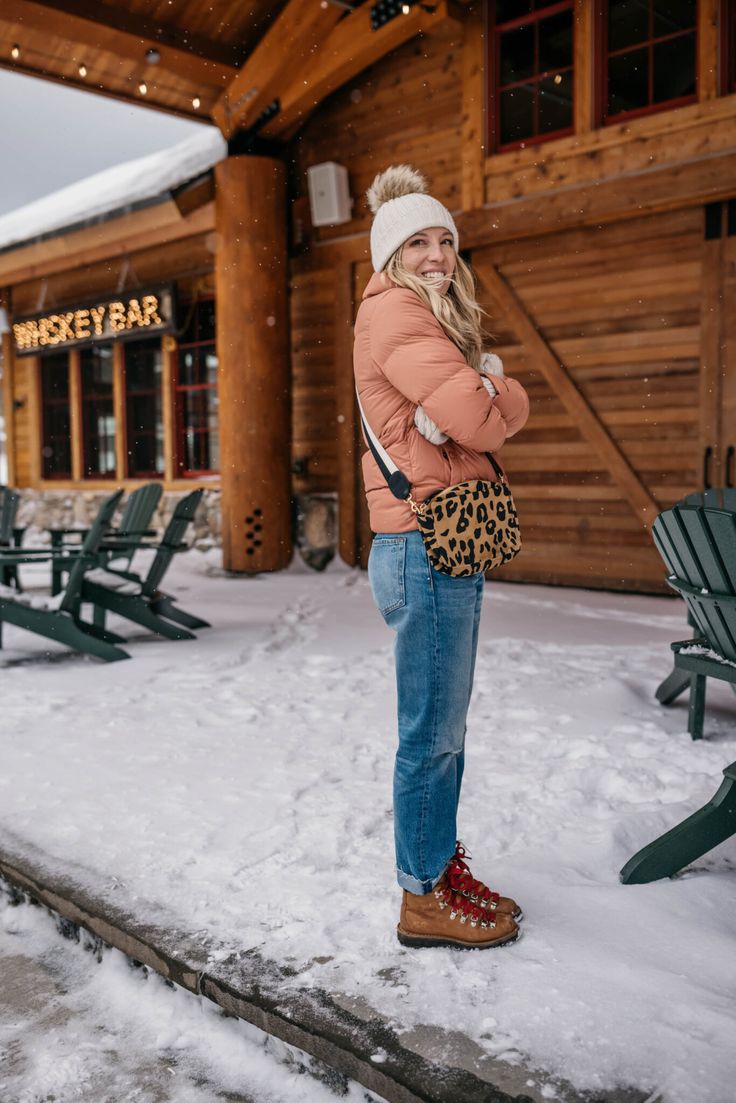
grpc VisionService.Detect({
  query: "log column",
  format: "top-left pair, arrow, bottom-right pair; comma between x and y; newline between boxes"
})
215,154 -> 292,572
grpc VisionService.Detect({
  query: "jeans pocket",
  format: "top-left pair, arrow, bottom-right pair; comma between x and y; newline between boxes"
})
368,537 -> 406,618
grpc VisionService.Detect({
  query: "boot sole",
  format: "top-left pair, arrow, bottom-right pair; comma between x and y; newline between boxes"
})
396,925 -> 520,950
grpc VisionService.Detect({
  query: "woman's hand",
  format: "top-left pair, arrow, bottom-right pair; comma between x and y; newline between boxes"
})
414,406 -> 448,445
481,351 -> 504,378
479,352 -> 504,397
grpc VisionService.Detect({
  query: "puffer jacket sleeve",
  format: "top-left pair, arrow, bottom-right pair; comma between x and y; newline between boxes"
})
371,288 -> 528,453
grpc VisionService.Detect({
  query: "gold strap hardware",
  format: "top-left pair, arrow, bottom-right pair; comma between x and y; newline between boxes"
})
406,494 -> 427,518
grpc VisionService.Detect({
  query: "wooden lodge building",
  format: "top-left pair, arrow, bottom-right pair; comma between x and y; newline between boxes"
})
0,0 -> 735,592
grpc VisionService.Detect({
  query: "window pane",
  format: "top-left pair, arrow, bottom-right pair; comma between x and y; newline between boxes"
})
653,0 -> 696,37
608,46 -> 648,115
205,351 -> 218,388
500,24 -> 535,84
539,71 -> 573,133
81,345 -> 115,477
180,386 -> 219,473
608,0 -> 649,53
125,338 -> 162,392
496,0 -> 532,23
81,344 -> 113,392
500,83 -> 535,144
539,10 -> 573,71
40,353 -> 71,479
125,341 -> 163,477
197,299 -> 216,343
653,32 -> 696,102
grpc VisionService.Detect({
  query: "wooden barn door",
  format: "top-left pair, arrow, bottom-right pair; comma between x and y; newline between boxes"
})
472,206 -> 715,592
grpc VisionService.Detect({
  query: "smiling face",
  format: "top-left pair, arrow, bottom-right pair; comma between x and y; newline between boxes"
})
399,225 -> 456,296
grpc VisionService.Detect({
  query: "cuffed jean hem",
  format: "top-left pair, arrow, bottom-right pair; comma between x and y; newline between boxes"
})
397,856 -> 452,896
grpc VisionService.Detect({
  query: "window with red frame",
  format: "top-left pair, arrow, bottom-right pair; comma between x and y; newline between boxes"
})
602,0 -> 697,123
174,298 -> 219,476
40,351 -> 72,479
490,0 -> 574,151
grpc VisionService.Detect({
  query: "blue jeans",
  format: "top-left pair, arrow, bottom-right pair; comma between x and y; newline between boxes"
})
368,531 -> 485,895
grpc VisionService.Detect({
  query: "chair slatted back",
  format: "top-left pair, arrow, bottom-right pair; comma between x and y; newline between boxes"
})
681,489 -> 736,510
115,483 -> 163,564
653,504 -> 736,664
0,487 -> 20,546
118,483 -> 163,532
142,490 -> 203,595
60,490 -> 125,615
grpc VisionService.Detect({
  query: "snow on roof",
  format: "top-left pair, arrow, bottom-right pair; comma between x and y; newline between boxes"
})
0,127 -> 227,254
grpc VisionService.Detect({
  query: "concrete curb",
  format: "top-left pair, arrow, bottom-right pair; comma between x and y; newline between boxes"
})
0,848 -> 644,1103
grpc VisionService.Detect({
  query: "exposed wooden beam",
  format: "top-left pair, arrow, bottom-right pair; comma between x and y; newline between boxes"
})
476,263 -> 660,529
0,57 -> 210,122
260,1 -> 464,138
2,0 -> 236,88
212,0 -> 344,138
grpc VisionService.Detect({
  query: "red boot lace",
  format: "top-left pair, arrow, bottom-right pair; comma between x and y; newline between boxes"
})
434,882 -> 496,928
446,843 -> 500,912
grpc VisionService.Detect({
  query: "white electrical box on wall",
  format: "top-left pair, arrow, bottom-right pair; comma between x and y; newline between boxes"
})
306,162 -> 352,227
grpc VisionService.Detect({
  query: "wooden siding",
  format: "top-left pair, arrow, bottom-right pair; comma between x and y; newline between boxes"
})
290,269 -> 337,496
472,208 -> 706,590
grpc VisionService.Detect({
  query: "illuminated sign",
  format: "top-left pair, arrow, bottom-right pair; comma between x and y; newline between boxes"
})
12,285 -> 175,356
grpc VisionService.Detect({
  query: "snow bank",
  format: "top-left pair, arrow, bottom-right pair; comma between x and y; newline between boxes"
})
1,556 -> 735,1103
0,127 -> 226,252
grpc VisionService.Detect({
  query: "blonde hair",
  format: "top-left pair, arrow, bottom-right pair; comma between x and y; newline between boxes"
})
384,247 -> 489,373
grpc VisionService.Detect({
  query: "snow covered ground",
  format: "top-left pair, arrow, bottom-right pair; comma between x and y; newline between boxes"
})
0,886 -> 376,1102
1,551 -> 735,1103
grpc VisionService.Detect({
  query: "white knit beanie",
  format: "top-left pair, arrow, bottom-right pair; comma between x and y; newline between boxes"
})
366,165 -> 459,273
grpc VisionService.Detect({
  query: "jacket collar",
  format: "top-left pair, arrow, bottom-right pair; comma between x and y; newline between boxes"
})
362,271 -> 397,300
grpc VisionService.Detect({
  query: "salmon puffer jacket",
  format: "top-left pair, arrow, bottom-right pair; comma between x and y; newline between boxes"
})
354,271 -> 530,534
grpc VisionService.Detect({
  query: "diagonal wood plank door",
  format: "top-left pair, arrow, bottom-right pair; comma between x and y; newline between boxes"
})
472,207 -> 708,592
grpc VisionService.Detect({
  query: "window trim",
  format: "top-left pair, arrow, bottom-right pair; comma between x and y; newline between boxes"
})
597,0 -> 699,127
488,0 -> 576,153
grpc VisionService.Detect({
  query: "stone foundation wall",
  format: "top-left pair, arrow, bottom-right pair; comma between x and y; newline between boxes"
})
13,489 -> 338,571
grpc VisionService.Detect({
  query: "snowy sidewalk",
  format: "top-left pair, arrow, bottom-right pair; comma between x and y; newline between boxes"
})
1,552 -> 735,1103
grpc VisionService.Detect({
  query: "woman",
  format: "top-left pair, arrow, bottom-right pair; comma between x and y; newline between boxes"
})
353,166 -> 530,950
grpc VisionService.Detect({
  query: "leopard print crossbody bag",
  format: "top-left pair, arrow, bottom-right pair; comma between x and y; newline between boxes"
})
357,391 -> 522,578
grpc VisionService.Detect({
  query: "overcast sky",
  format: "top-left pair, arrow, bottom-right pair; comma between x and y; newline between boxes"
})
0,69 -> 210,217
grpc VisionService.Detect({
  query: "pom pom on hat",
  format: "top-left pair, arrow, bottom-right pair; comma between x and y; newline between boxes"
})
367,164 -> 459,273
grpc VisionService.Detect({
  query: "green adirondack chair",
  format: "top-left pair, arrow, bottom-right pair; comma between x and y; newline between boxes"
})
620,761 -> 736,884
0,487 -> 21,590
47,482 -> 163,595
652,503 -> 736,739
655,489 -> 736,709
82,489 -> 209,641
620,502 -> 736,883
0,490 -> 130,662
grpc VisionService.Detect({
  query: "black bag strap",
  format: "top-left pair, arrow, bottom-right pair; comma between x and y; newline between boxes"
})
356,387 -> 505,501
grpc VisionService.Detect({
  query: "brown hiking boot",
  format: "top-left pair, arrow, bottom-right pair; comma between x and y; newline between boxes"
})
447,843 -> 523,922
397,877 -> 519,950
